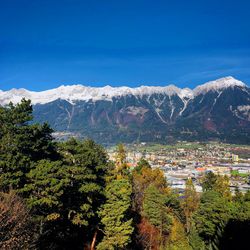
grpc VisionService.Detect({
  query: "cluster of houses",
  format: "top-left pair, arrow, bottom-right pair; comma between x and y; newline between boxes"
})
108,142 -> 250,193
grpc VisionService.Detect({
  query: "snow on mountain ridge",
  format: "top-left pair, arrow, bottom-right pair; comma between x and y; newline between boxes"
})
0,84 -> 185,105
0,76 -> 247,105
193,76 -> 246,95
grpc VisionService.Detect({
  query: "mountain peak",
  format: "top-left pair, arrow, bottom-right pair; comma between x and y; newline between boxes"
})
0,77 -> 248,105
193,76 -> 246,95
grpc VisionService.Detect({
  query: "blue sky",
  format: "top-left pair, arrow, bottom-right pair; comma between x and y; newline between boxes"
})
0,0 -> 250,91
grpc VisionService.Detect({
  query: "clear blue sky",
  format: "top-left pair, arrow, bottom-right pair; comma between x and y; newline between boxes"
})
1,0 -> 250,91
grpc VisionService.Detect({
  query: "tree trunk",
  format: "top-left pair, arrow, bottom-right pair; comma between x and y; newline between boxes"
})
90,230 -> 97,250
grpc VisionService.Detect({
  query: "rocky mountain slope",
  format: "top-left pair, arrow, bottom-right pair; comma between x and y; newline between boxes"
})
1,76 -> 249,144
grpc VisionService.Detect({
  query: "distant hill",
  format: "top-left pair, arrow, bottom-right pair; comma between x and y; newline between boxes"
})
1,76 -> 250,144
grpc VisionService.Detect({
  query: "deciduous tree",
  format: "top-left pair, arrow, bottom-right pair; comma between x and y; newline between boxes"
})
0,190 -> 34,249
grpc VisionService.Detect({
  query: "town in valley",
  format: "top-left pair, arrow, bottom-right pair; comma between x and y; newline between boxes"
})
108,142 -> 250,193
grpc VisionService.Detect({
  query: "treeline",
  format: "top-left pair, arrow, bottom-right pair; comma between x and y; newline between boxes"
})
0,99 -> 249,250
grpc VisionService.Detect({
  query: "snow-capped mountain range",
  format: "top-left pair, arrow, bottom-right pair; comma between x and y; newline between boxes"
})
1,76 -> 249,144
0,76 -> 246,105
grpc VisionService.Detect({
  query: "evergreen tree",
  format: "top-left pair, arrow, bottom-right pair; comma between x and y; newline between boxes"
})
182,178 -> 199,233
115,143 -> 126,165
233,186 -> 244,203
22,138 -> 110,249
23,160 -> 67,220
134,158 -> 151,174
188,222 -> 205,250
97,179 -> 133,250
59,138 -> 110,248
0,99 -> 57,191
166,218 -> 192,250
165,191 -> 185,224
193,191 -> 232,249
143,185 -> 172,249
201,172 -> 217,192
217,189 -> 250,250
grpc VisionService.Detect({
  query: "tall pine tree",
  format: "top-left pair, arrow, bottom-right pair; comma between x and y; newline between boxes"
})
97,179 -> 133,250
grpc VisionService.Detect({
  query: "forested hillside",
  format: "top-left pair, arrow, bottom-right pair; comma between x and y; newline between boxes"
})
0,99 -> 250,250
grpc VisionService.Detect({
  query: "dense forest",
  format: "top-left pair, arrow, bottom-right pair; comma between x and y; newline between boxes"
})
0,99 -> 250,250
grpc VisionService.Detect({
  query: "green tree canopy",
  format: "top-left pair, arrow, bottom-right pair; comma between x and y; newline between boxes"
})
194,190 -> 232,249
143,185 -> 172,248
182,178 -> 199,233
0,99 -> 57,191
97,178 -> 133,250
134,157 -> 151,173
201,172 -> 218,192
